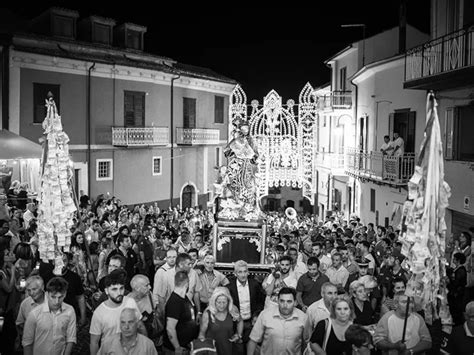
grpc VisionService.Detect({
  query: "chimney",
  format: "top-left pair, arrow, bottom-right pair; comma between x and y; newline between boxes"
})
399,0 -> 407,54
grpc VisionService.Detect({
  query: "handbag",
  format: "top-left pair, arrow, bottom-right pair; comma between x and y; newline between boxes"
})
144,292 -> 164,339
190,338 -> 217,354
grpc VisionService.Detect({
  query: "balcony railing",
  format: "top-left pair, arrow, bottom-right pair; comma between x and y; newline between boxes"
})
315,151 -> 346,175
112,127 -> 169,146
345,147 -> 415,185
316,91 -> 352,111
405,25 -> 474,82
176,128 -> 220,145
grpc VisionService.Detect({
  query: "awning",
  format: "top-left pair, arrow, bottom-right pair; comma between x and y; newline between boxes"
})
0,129 -> 43,160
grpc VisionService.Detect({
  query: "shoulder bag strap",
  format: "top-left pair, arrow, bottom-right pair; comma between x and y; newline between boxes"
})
322,318 -> 332,351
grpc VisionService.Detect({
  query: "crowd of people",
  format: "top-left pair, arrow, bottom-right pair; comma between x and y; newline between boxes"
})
0,187 -> 473,355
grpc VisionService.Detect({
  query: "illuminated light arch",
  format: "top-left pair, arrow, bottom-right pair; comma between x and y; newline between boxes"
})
229,83 -> 318,204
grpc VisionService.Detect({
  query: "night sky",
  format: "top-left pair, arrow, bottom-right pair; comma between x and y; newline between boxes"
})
3,0 -> 431,101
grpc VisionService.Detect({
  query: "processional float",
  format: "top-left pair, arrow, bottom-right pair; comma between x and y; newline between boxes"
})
212,83 -> 318,272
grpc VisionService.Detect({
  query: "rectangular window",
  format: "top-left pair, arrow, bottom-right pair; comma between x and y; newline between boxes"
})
183,97 -> 196,128
53,15 -> 74,38
93,23 -> 111,45
339,67 -> 347,91
370,188 -> 376,212
33,83 -> 60,124
152,156 -> 162,176
124,91 -> 145,127
96,159 -> 113,181
456,105 -> 474,161
127,29 -> 142,50
214,96 -> 224,124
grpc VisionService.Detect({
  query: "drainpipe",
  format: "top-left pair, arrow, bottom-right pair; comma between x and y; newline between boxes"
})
169,72 -> 180,207
350,77 -> 358,215
87,62 -> 96,197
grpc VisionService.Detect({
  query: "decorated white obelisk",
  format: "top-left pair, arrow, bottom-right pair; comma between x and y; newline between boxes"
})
37,93 -> 77,274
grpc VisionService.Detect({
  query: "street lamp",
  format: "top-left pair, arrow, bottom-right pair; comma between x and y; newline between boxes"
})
341,23 -> 366,67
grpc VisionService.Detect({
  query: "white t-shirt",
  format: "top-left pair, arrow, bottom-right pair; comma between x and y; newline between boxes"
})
392,137 -> 405,156
89,296 -> 142,341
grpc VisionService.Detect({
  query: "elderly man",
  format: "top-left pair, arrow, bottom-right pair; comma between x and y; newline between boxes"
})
198,254 -> 229,310
22,277 -> 76,355
227,260 -> 264,351
374,293 -> 431,355
129,274 -> 154,315
305,282 -> 337,341
98,308 -> 157,355
89,269 -> 145,355
247,287 -> 307,355
16,275 -> 45,340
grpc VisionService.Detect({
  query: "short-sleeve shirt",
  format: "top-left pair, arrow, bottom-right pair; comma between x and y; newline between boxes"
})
163,292 -> 199,349
296,272 -> 329,307
199,270 -> 229,304
89,296 -> 142,342
22,301 -> 76,355
374,311 -> 431,353
249,307 -> 307,355
16,296 -> 44,327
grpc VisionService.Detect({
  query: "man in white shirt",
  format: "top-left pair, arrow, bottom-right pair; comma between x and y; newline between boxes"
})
380,135 -> 393,155
89,269 -> 145,355
391,132 -> 405,157
152,248 -> 177,307
305,282 -> 337,341
262,256 -> 298,308
325,252 -> 349,294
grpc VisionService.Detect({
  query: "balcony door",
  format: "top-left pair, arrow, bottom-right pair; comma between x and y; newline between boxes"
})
124,91 -> 145,127
183,98 -> 196,128
390,110 -> 416,152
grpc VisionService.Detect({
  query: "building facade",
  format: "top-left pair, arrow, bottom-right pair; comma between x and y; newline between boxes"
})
0,7 -> 236,208
315,24 -> 429,224
403,0 -> 474,236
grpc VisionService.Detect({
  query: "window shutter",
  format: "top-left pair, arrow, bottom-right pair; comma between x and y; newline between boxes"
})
183,98 -> 189,128
370,188 -> 376,212
183,98 -> 196,128
124,92 -> 134,126
408,111 -> 416,153
189,99 -> 196,128
214,96 -> 224,123
445,107 -> 454,159
134,93 -> 144,126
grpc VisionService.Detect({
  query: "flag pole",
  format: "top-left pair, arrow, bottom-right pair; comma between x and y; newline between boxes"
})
401,296 -> 411,343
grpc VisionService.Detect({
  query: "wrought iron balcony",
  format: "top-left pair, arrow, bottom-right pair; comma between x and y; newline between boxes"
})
176,128 -> 220,145
344,147 -> 415,185
112,127 -> 169,146
404,24 -> 474,90
315,151 -> 346,175
316,91 -> 352,111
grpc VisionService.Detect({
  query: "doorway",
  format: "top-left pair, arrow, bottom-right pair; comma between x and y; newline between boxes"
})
181,184 -> 195,209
